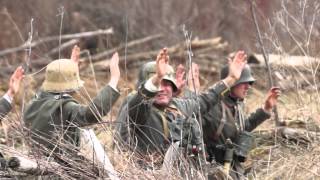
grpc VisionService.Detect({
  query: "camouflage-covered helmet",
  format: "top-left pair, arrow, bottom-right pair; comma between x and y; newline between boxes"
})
42,59 -> 84,92
136,61 -> 177,92
220,64 -> 255,86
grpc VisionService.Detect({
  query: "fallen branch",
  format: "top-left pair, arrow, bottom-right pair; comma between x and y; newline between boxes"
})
79,33 -> 163,67
0,28 -> 113,57
44,39 -> 80,57
7,156 -> 61,176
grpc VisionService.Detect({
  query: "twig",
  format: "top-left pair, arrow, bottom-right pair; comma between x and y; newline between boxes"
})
250,1 -> 281,127
21,18 -> 34,127
57,6 -> 64,59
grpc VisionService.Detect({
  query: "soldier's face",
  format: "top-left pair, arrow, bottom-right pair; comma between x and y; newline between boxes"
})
154,80 -> 173,106
230,82 -> 251,99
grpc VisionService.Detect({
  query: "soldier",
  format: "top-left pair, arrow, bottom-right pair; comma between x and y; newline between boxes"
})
0,66 -> 24,169
122,48 -> 204,172
114,61 -> 185,147
200,56 -> 281,179
0,66 -> 24,121
23,46 -> 120,165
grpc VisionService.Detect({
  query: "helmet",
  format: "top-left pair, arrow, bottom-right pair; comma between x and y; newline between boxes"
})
136,61 -> 157,88
136,61 -> 177,92
220,64 -> 255,86
162,72 -> 178,92
42,59 -> 84,92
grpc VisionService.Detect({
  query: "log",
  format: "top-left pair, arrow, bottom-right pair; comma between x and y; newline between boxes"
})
86,37 -> 228,70
0,28 -> 113,57
249,54 -> 319,67
7,156 -> 61,175
81,33 -> 163,63
28,34 -> 164,69
44,39 -> 80,57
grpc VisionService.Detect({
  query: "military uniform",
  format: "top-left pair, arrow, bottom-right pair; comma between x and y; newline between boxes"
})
124,75 -> 247,150
24,59 -> 120,159
24,85 -> 119,155
125,81 -> 202,153
202,65 -> 271,179
115,61 -> 180,149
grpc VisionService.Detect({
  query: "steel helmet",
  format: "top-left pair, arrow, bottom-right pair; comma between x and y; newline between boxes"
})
42,59 -> 84,92
136,61 -> 177,92
220,64 -> 255,86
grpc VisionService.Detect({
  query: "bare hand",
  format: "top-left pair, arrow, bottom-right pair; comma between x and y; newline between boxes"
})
228,51 -> 247,79
175,64 -> 186,91
264,87 -> 281,112
109,52 -> 120,88
223,50 -> 247,86
187,63 -> 200,92
70,45 -> 81,65
153,48 -> 170,86
7,66 -> 25,98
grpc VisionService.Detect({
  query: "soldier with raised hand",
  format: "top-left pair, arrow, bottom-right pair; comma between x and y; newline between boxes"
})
200,51 -> 281,179
123,48 -> 203,171
114,60 -> 186,147
23,45 -> 120,165
0,66 -> 24,169
0,66 -> 24,121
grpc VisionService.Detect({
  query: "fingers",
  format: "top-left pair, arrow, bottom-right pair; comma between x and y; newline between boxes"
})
269,86 -> 281,98
111,52 -> 119,64
176,64 -> 185,78
70,45 -> 80,64
233,50 -> 247,62
12,66 -> 25,81
157,48 -> 169,64
109,52 -> 120,88
191,63 -> 199,78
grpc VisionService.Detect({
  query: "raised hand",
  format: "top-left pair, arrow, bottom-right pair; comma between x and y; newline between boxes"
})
264,87 -> 281,112
228,51 -> 247,80
7,66 -> 25,98
70,45 -> 81,65
109,52 -> 120,88
223,50 -> 248,87
187,63 -> 200,92
153,48 -> 170,86
175,64 -> 186,91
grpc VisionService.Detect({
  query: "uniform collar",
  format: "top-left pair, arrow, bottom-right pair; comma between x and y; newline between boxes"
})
223,93 -> 243,107
36,91 -> 72,99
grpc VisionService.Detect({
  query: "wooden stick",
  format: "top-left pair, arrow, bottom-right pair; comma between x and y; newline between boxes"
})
0,28 -> 113,57
250,1 -> 281,126
80,33 -> 163,64
45,39 -> 80,57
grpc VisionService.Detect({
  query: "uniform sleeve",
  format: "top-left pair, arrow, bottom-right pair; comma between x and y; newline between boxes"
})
0,97 -> 12,121
114,96 -> 132,143
182,80 -> 230,114
64,85 -> 120,126
245,108 -> 271,132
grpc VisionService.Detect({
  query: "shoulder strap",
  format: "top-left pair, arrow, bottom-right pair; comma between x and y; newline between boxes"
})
212,102 -> 227,141
151,107 -> 170,139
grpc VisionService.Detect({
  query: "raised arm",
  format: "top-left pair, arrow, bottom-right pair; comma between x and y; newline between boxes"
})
245,87 -> 281,131
65,52 -> 120,126
0,66 -> 24,120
